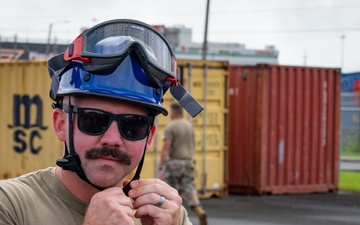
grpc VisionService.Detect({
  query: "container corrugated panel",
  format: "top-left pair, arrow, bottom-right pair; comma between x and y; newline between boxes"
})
140,59 -> 229,198
0,61 -> 63,179
228,64 -> 341,195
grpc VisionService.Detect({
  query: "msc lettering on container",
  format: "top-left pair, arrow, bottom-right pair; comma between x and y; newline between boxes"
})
8,95 -> 47,154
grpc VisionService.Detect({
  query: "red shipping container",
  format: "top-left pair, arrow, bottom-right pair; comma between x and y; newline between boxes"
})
228,64 -> 341,195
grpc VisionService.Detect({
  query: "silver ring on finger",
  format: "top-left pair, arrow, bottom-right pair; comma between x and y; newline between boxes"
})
155,195 -> 165,207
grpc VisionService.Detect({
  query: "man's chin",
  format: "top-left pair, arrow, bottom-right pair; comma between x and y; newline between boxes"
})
88,169 -> 129,188
90,176 -> 119,189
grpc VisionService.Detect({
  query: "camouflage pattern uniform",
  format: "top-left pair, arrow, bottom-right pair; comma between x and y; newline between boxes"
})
165,159 -> 200,206
163,117 -> 200,207
162,111 -> 207,225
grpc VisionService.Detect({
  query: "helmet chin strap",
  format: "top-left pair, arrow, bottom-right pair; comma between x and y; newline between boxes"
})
56,98 -> 148,196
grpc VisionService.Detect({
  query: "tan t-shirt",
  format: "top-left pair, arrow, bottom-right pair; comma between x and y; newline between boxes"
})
163,118 -> 195,160
0,168 -> 192,225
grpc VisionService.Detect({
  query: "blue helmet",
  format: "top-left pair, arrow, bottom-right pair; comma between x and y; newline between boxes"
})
48,19 -> 202,117
53,53 -> 168,115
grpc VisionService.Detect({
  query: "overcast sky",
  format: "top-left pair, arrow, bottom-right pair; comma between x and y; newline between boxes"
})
1,0 -> 360,73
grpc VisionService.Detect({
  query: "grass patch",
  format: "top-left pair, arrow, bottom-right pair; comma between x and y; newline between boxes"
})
341,153 -> 360,158
339,170 -> 360,192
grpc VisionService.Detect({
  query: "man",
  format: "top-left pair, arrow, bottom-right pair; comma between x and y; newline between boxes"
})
160,103 -> 207,225
0,19 -> 202,225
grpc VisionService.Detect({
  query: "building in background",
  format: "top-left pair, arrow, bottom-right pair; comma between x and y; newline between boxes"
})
0,37 -> 68,60
0,25 -> 278,65
153,25 -> 278,65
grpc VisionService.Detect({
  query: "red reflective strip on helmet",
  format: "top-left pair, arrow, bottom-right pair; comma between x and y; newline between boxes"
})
166,77 -> 179,86
64,35 -> 90,63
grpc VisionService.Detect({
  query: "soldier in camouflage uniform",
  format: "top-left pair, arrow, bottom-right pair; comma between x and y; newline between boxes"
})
160,103 -> 207,225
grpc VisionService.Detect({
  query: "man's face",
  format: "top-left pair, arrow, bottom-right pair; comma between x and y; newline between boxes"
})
57,96 -> 156,188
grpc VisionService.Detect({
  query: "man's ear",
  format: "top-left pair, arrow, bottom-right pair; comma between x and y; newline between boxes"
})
52,108 -> 66,142
146,123 -> 157,151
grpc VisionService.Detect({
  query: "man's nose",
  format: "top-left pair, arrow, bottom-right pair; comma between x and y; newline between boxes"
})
99,120 -> 124,146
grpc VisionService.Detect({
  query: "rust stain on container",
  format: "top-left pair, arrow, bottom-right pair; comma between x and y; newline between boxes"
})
228,64 -> 341,195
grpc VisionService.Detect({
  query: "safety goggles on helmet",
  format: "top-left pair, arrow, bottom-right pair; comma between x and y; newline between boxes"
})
48,19 -> 203,118
64,19 -> 177,87
63,105 -> 154,141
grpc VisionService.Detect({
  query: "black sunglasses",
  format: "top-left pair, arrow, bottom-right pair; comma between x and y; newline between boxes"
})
63,105 -> 154,141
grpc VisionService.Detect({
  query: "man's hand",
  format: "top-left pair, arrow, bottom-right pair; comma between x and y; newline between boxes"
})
129,179 -> 183,225
83,187 -> 135,225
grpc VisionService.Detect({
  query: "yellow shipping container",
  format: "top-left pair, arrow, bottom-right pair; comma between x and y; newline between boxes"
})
0,59 -> 229,198
0,61 -> 62,179
141,59 -> 229,198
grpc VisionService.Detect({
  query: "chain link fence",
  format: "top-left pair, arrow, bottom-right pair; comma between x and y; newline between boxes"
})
340,92 -> 360,155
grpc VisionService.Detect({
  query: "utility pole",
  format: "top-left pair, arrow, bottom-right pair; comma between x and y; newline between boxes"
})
46,20 -> 69,55
202,0 -> 210,60
340,34 -> 346,69
46,23 -> 53,55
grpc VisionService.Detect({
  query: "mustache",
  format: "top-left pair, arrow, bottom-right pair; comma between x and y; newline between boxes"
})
85,146 -> 132,165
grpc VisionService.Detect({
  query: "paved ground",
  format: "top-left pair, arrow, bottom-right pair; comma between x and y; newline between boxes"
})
186,191 -> 360,225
